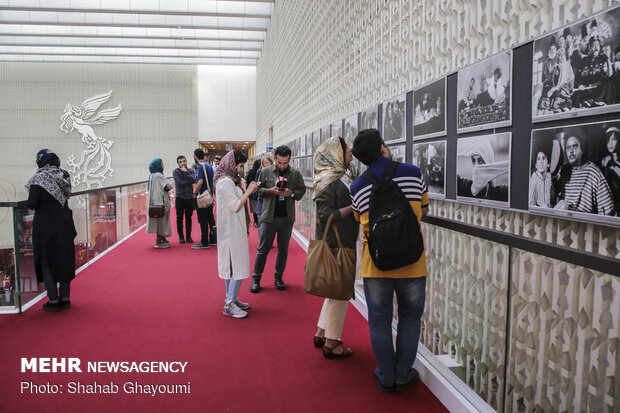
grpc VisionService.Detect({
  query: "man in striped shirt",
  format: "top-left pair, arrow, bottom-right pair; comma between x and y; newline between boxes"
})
556,135 -> 615,215
350,129 -> 428,393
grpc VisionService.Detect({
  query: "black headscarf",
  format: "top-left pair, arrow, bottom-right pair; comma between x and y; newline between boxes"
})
246,159 -> 262,183
26,149 -> 71,206
36,149 -> 61,168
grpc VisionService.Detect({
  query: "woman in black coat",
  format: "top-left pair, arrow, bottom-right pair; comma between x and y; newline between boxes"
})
25,149 -> 76,312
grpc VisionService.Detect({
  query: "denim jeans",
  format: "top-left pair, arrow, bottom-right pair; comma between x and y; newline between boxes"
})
225,279 -> 243,306
363,276 -> 426,386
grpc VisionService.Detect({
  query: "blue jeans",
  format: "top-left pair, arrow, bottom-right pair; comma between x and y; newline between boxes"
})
225,279 -> 243,306
363,277 -> 426,386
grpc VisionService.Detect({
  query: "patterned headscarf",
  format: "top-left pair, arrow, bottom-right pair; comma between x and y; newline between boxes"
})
25,149 -> 71,206
214,150 -> 241,185
312,137 -> 356,201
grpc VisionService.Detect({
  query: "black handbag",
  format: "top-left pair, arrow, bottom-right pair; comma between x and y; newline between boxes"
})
148,174 -> 166,218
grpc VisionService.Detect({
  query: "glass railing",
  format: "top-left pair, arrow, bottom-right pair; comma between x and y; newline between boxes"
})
292,194 -> 619,413
0,181 -> 149,313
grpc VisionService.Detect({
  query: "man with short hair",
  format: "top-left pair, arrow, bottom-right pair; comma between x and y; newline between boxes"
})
192,149 -> 215,249
350,128 -> 428,393
250,145 -> 306,292
212,155 -> 221,175
555,135 -> 614,215
172,155 -> 195,244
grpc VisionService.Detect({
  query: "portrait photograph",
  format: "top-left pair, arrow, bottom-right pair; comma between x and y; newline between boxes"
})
331,120 -> 342,138
456,132 -> 511,206
412,140 -> 446,198
414,78 -> 447,139
382,94 -> 407,142
360,105 -> 378,131
321,125 -> 331,143
532,5 -> 620,122
529,120 -> 620,225
344,113 -> 358,147
457,50 -> 512,133
388,144 -> 406,163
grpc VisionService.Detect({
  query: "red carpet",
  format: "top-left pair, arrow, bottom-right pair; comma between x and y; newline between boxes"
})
2,211 -> 447,413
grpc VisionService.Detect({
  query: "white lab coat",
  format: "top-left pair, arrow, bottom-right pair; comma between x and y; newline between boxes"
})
216,177 -> 250,280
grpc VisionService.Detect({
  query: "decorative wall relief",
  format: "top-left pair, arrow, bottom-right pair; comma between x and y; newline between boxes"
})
60,91 -> 122,189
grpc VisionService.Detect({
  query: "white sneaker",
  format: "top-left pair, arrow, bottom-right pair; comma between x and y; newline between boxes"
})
223,303 -> 247,318
235,299 -> 250,310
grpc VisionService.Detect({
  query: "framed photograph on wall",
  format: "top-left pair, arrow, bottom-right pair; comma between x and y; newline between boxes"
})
412,140 -> 447,198
456,132 -> 511,207
331,120 -> 343,138
387,144 -> 406,163
298,135 -> 306,156
321,125 -> 331,143
532,5 -> 620,122
344,114 -> 358,147
360,105 -> 378,131
457,50 -> 512,133
312,129 -> 320,151
413,78 -> 447,140
529,120 -> 619,226
305,133 -> 312,155
383,94 -> 407,143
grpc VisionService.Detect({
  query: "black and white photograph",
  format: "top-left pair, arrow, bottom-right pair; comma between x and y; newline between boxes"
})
529,121 -> 620,225
344,114 -> 358,147
383,94 -> 406,142
321,125 -> 331,143
299,134 -> 306,156
457,50 -> 512,133
412,140 -> 446,198
414,78 -> 446,139
456,132 -> 511,206
360,105 -> 378,131
331,120 -> 342,138
387,144 -> 406,163
532,5 -> 620,122
312,129 -> 320,151
305,133 -> 312,155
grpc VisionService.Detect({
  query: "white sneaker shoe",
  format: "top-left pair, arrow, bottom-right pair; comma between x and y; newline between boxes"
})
223,303 -> 247,318
235,299 -> 250,310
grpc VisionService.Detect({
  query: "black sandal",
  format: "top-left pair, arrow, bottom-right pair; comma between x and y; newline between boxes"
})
313,336 -> 326,348
322,343 -> 353,359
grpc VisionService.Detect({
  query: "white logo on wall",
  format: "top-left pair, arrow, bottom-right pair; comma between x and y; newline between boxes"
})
60,91 -> 122,189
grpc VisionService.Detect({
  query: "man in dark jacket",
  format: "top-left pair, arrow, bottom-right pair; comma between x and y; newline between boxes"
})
250,145 -> 306,292
172,155 -> 195,244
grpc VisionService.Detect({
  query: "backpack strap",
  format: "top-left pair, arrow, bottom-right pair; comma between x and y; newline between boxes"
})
361,160 -> 400,184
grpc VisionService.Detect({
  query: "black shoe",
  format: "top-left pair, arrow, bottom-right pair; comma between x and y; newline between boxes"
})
208,240 -> 217,246
394,369 -> 420,392
374,373 -> 394,393
253,222 -> 259,228
186,236 -> 194,243
42,301 -> 61,312
275,278 -> 286,290
191,243 -> 209,249
179,236 -> 186,244
250,278 -> 261,293
60,300 -> 71,309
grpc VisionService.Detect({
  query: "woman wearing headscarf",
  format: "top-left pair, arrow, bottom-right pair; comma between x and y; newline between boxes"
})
312,137 -> 359,358
215,150 -> 258,318
147,158 -> 173,248
246,159 -> 262,228
25,149 -> 77,312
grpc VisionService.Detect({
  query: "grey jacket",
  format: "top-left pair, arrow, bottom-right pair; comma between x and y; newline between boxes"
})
257,165 -> 306,223
315,179 -> 359,249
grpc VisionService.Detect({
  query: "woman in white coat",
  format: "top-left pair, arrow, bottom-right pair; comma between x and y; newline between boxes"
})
214,150 -> 258,318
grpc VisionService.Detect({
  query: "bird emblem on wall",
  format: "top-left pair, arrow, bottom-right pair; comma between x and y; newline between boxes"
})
60,90 -> 122,189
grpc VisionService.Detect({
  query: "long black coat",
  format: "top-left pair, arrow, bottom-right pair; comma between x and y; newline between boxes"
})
27,185 -> 77,284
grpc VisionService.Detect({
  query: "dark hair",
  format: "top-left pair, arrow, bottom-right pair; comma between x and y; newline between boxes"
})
605,127 -> 620,155
352,129 -> 384,166
194,148 -> 205,160
233,150 -> 247,165
274,145 -> 292,158
338,137 -> 348,164
176,155 -> 186,162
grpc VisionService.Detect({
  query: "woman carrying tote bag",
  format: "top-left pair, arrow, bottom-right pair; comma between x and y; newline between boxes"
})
147,158 -> 173,249
311,137 -> 359,358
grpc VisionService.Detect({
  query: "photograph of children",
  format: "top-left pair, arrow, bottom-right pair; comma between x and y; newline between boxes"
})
414,78 -> 446,139
529,121 -> 619,224
305,133 -> 312,155
412,140 -> 446,198
383,94 -> 407,142
321,125 -> 331,143
360,105 -> 378,131
457,50 -> 512,133
532,6 -> 620,122
344,114 -> 358,147
457,133 -> 511,205
332,120 -> 342,138
312,129 -> 320,151
387,144 -> 406,163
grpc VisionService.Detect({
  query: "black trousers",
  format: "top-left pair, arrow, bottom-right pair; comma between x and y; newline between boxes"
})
175,197 -> 194,238
195,201 -> 215,244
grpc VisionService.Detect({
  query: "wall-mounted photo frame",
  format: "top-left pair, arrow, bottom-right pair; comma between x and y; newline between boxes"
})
387,144 -> 406,163
532,5 -> 620,122
412,140 -> 447,199
360,105 -> 378,131
456,132 -> 511,207
299,135 -> 306,156
529,120 -> 619,226
321,125 -> 331,143
305,133 -> 312,156
413,78 -> 447,140
331,120 -> 343,138
383,94 -> 407,143
457,50 -> 513,133
312,129 -> 320,151
344,114 -> 358,147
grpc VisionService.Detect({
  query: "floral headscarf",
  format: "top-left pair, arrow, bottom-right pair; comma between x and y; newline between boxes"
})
214,150 -> 241,185
312,137 -> 356,201
25,149 -> 72,206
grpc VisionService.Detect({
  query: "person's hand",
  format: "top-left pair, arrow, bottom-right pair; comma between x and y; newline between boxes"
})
269,186 -> 280,195
180,167 -> 187,172
247,181 -> 258,194
280,188 -> 292,197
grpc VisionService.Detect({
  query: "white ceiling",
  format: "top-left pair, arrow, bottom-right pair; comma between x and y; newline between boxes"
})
0,0 -> 273,65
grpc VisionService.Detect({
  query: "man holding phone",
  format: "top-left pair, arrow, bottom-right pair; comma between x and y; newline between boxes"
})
250,145 -> 306,293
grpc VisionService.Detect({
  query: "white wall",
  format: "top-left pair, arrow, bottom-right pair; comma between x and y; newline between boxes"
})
197,65 -> 256,141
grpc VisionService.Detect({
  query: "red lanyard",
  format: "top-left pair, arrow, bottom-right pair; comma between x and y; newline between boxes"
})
278,173 -> 286,189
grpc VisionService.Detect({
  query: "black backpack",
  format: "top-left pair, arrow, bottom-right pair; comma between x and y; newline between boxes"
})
362,161 -> 424,271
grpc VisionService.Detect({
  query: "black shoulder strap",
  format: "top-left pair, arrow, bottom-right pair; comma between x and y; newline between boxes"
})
383,161 -> 400,180
362,168 -> 378,184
